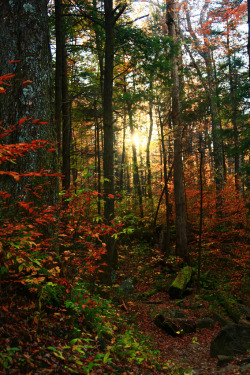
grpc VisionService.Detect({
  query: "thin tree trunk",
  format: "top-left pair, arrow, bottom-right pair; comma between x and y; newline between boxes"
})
227,24 -> 240,192
159,112 -> 171,250
146,75 -> 154,205
128,109 -> 144,218
197,134 -> 204,292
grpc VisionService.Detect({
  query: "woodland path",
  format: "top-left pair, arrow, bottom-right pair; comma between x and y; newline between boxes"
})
116,242 -> 250,375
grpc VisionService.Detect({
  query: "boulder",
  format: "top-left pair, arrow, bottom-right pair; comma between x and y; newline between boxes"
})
196,318 -> 215,329
210,324 -> 250,358
153,314 -> 196,337
168,266 -> 193,299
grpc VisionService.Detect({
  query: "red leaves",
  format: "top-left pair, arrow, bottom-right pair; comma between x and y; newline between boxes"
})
19,116 -> 28,124
9,60 -> 21,64
108,194 -> 115,199
0,171 -> 20,181
21,80 -> 33,86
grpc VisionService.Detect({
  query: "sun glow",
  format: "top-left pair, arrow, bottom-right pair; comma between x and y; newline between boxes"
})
132,133 -> 140,149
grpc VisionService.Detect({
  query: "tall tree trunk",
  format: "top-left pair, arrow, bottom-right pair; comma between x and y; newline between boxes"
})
227,24 -> 240,193
248,0 -> 250,76
128,108 -> 144,218
119,116 -> 126,192
101,0 -> 126,283
55,0 -> 63,159
103,0 -> 115,222
146,74 -> 154,206
61,40 -> 71,192
167,0 -> 188,262
159,112 -> 171,251
0,0 -> 58,210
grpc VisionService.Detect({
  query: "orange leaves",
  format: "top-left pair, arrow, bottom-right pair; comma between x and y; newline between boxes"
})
108,194 -> 115,199
0,171 -> 20,181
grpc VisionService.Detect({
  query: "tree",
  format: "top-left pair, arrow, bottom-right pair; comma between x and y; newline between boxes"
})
0,0 -> 58,211
248,0 -> 250,74
185,1 -> 225,217
166,0 -> 188,262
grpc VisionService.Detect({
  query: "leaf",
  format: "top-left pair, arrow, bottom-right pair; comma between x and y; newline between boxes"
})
21,80 -> 33,86
108,194 -> 115,199
19,117 -> 27,125
9,60 -> 21,64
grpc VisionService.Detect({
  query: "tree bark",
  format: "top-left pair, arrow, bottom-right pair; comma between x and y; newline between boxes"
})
128,108 -> 144,218
0,0 -> 58,210
55,0 -> 63,158
166,0 -> 188,262
103,0 -> 115,222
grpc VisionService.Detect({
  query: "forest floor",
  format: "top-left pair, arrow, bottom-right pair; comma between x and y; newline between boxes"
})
0,230 -> 250,374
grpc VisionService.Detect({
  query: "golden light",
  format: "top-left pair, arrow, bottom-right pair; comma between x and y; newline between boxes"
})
132,133 -> 140,149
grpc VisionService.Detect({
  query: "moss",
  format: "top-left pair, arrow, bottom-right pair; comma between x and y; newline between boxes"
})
169,266 -> 193,299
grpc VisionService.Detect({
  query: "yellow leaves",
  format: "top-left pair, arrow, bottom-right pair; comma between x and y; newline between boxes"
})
48,266 -> 60,277
27,277 -> 45,284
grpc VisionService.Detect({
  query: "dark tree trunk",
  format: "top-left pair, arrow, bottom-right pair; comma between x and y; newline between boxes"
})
55,0 -> 63,158
167,0 -> 188,262
227,25 -> 240,193
146,74 -> 154,206
248,0 -> 250,76
61,40 -> 71,192
101,0 -> 126,284
103,0 -> 115,222
0,0 -> 58,210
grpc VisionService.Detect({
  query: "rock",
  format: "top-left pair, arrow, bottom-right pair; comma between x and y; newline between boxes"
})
212,311 -> 231,327
168,266 -> 193,299
117,278 -> 134,294
217,364 -> 235,373
217,355 -> 233,366
210,324 -> 250,358
196,318 -> 215,329
153,314 -> 196,337
168,309 -> 187,319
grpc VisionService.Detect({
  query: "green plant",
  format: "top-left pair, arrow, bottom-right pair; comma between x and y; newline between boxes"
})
0,347 -> 20,369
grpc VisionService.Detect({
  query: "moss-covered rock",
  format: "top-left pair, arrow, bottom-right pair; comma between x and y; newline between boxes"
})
168,266 -> 193,299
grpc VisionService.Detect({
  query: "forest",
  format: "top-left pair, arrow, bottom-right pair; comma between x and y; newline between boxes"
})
0,0 -> 249,374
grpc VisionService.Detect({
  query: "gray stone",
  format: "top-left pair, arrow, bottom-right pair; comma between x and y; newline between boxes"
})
217,355 -> 232,366
196,318 -> 215,329
210,324 -> 250,358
